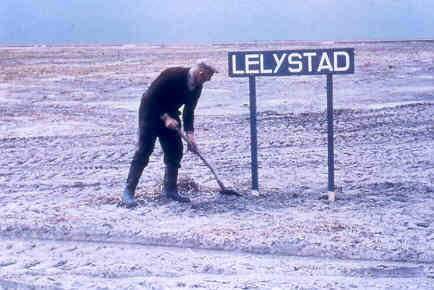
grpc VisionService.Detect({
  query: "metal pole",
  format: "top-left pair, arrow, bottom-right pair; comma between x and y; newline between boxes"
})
326,74 -> 335,201
249,76 -> 259,192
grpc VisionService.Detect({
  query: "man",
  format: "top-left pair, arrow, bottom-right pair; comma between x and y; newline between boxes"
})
122,61 -> 218,207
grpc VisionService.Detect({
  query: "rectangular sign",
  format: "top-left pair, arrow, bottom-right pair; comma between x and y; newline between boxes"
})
228,48 -> 355,77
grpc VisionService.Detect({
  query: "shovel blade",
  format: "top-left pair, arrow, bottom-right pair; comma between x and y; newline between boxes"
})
219,189 -> 242,196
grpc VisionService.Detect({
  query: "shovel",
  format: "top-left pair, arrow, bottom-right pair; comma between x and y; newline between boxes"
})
175,128 -> 241,196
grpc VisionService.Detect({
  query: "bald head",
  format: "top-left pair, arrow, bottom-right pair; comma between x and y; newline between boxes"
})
196,61 -> 218,74
191,61 -> 217,85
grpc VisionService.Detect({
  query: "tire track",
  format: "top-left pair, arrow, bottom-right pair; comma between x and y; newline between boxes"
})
0,236 -> 432,290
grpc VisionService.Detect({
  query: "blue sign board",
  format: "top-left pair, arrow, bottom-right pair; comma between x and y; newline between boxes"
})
228,48 -> 354,77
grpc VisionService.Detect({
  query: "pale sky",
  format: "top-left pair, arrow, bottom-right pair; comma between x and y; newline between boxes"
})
0,0 -> 433,44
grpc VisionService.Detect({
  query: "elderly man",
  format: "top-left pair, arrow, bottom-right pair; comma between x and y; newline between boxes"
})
122,61 -> 218,207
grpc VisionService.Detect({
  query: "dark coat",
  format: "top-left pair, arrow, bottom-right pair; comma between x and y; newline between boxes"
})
139,67 -> 203,132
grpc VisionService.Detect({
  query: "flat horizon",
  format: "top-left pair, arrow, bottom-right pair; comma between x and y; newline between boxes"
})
1,38 -> 433,47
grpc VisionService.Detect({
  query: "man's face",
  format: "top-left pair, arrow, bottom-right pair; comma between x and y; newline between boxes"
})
196,69 -> 214,85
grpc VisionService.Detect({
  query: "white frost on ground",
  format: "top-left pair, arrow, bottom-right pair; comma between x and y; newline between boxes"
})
0,40 -> 433,289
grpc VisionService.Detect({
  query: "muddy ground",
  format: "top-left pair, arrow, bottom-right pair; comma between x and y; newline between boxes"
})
0,40 -> 433,289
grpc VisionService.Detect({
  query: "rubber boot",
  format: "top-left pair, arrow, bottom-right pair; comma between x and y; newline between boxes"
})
122,186 -> 138,208
163,166 -> 190,203
122,159 -> 144,208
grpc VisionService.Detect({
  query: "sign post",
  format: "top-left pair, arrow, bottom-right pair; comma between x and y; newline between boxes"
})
326,73 -> 335,201
228,48 -> 355,200
249,76 -> 259,194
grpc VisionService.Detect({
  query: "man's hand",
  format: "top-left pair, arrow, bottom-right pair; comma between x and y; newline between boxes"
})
161,114 -> 179,130
185,132 -> 199,154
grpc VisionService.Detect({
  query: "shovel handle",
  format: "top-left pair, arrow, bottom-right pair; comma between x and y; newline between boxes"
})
175,128 -> 226,191
159,115 -> 226,189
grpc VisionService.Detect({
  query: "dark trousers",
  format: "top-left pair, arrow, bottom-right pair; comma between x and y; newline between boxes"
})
125,119 -> 183,192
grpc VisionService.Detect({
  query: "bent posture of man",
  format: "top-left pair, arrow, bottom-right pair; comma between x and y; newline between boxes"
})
122,61 -> 217,207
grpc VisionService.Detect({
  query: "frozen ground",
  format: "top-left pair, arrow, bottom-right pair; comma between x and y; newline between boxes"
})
0,40 -> 433,289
